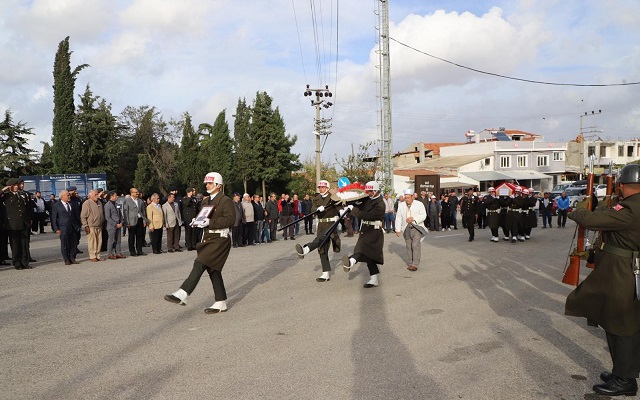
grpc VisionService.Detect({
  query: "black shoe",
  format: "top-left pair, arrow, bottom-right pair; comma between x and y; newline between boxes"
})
76,249 -> 83,254
511,238 -> 516,243
130,253 -> 138,257
593,376 -> 637,396
0,260 -> 8,266
29,258 -> 37,262
600,371 -> 614,382
14,265 -> 24,270
468,238 -> 473,242
272,238 -> 278,241
70,259 -> 79,264
164,294 -> 186,306
284,237 -> 288,240
138,252 -> 146,256
316,277 -> 330,282
24,265 -> 33,269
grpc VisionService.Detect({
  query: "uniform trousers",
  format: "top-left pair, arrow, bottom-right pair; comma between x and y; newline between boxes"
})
351,252 -> 379,276
106,227 -> 121,255
184,225 -> 198,249
86,227 -> 102,260
128,218 -> 145,255
180,261 -> 227,301
305,224 -> 339,272
403,227 -> 422,267
607,330 -> 640,379
0,230 -> 9,260
9,229 -> 30,267
464,214 -> 476,240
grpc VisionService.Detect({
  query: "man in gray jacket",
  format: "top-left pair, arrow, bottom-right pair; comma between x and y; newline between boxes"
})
104,191 -> 126,259
123,188 -> 148,257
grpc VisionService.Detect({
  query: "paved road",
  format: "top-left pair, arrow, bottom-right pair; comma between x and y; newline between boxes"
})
1,223 -> 610,399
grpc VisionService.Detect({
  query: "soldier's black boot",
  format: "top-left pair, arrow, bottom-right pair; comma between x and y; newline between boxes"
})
592,376 -> 637,396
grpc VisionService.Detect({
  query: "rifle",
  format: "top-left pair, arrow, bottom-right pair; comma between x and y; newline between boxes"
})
317,208 -> 352,248
277,200 -> 339,231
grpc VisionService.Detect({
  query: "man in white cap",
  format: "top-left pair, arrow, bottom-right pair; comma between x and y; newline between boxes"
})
342,181 -> 386,287
395,188 -> 427,271
426,194 -> 441,231
164,172 -> 236,314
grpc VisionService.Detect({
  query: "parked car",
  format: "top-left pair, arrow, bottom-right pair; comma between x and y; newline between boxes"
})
564,187 -> 588,208
549,181 -> 574,200
595,184 -> 607,198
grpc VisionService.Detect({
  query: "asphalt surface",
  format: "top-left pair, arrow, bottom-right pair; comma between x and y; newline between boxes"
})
0,221 -> 615,400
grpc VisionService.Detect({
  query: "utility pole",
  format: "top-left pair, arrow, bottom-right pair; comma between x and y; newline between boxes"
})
303,84 -> 333,184
377,0 -> 393,192
579,110 -> 602,179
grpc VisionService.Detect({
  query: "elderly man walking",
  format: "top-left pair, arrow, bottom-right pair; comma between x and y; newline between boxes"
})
104,191 -> 125,260
395,188 -> 427,271
81,189 -> 105,262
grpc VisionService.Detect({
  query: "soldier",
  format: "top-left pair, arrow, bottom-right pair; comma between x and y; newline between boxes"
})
2,178 -> 31,269
295,180 -> 342,282
459,188 -> 479,242
164,172 -> 236,314
342,181 -> 386,288
498,191 -> 512,240
565,164 -> 640,396
508,187 -> 526,243
483,187 -> 501,242
523,188 -> 538,239
182,188 -> 199,251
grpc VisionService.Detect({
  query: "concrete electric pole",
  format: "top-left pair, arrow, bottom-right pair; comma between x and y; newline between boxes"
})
377,0 -> 393,192
303,85 -> 333,184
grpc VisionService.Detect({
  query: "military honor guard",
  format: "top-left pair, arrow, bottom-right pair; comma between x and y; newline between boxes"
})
483,187 -> 501,242
523,188 -> 537,239
565,164 -> 640,396
295,179 -> 342,282
164,172 -> 236,314
2,178 -> 31,269
342,181 -> 386,288
459,188 -> 479,242
508,186 -> 526,243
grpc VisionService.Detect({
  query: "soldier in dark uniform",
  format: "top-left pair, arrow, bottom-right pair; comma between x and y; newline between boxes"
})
459,188 -> 479,242
68,186 -> 83,254
164,172 -> 236,314
498,191 -> 512,240
523,188 -> 538,239
17,179 -> 36,262
342,181 -> 385,288
182,187 -> 200,251
295,179 -> 342,282
508,187 -> 526,243
565,164 -> 640,396
0,189 -> 9,265
2,178 -> 31,269
483,187 -> 501,242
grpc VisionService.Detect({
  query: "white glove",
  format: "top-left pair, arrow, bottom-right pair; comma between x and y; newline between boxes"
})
193,218 -> 210,228
347,204 -> 354,211
189,218 -> 197,227
317,205 -> 325,213
339,209 -> 347,217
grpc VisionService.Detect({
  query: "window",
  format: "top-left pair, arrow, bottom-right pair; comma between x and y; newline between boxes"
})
500,155 -> 510,168
628,146 -> 634,157
599,146 -> 606,158
484,158 -> 490,166
517,155 -> 527,167
537,155 -> 549,167
618,146 -> 624,157
552,151 -> 564,161
588,146 -> 596,156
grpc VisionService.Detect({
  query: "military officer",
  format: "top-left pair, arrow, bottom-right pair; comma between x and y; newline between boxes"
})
508,187 -> 526,243
459,188 -> 479,242
565,164 -> 640,396
164,172 -> 236,314
295,180 -> 342,282
2,178 -> 31,269
523,188 -> 538,239
342,181 -> 386,288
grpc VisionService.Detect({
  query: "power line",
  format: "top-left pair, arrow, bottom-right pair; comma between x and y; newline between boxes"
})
389,37 -> 640,87
291,0 -> 307,83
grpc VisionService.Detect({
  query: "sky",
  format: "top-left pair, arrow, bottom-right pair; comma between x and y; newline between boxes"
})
2,0 -> 640,168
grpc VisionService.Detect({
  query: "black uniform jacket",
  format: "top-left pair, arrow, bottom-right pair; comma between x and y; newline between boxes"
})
565,192 -> 640,336
484,195 -> 501,229
352,195 -> 385,264
195,193 -> 236,271
2,191 -> 29,231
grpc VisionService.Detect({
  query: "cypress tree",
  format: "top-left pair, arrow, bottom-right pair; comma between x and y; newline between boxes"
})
51,36 -> 88,173
177,112 -> 200,187
199,110 -> 233,186
233,98 -> 256,192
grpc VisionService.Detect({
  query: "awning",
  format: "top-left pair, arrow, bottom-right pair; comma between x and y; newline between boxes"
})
502,170 -> 552,180
460,171 -> 512,181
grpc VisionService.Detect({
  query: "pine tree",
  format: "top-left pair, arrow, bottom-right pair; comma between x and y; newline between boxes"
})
176,112 -> 200,188
233,98 -> 256,192
0,110 -> 36,180
51,36 -> 88,173
198,110 -> 234,189
37,142 -> 55,175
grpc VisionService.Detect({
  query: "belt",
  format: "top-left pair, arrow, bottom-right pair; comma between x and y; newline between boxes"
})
487,210 -> 500,214
509,208 -> 522,212
600,242 -> 639,259
318,217 -> 338,223
361,220 -> 382,229
206,228 -> 230,238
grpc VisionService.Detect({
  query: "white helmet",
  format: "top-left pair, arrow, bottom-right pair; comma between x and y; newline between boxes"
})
317,180 -> 330,188
203,172 -> 223,185
488,187 -> 495,192
365,181 -> 380,192
522,189 -> 530,195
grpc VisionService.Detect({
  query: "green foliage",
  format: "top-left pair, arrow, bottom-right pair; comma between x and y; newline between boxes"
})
287,157 -> 338,195
0,109 -> 36,180
133,153 -> 156,195
176,112 -> 200,188
232,98 -> 257,191
198,110 -> 234,189
51,36 -> 89,173
335,141 -> 377,184
37,142 -> 55,175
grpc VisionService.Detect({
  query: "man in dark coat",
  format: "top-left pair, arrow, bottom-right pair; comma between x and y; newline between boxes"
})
296,179 -> 342,282
265,193 -> 279,242
51,190 -> 82,265
182,188 -> 200,251
565,164 -> 640,396
165,172 -> 236,314
508,187 -> 526,243
2,178 -> 31,269
342,181 -> 386,288
523,189 -> 538,239
538,192 -> 554,228
459,188 -> 479,242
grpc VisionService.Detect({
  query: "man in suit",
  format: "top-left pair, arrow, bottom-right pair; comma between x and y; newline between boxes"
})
50,190 -> 81,265
123,187 -> 148,256
162,192 -> 183,252
104,191 -> 125,260
146,193 -> 164,254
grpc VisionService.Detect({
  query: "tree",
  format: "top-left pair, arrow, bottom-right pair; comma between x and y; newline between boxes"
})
36,141 -> 55,175
232,98 -> 257,192
51,36 -> 88,173
198,110 -> 234,191
176,112 -> 200,188
0,110 -> 36,180
335,141 -> 378,185
288,157 -> 338,195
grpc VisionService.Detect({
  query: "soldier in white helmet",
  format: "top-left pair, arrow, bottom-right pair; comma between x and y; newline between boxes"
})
164,172 -> 236,314
342,181 -> 386,288
296,179 -> 342,282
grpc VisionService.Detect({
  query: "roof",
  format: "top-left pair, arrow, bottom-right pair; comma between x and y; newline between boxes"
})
395,154 -> 492,172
